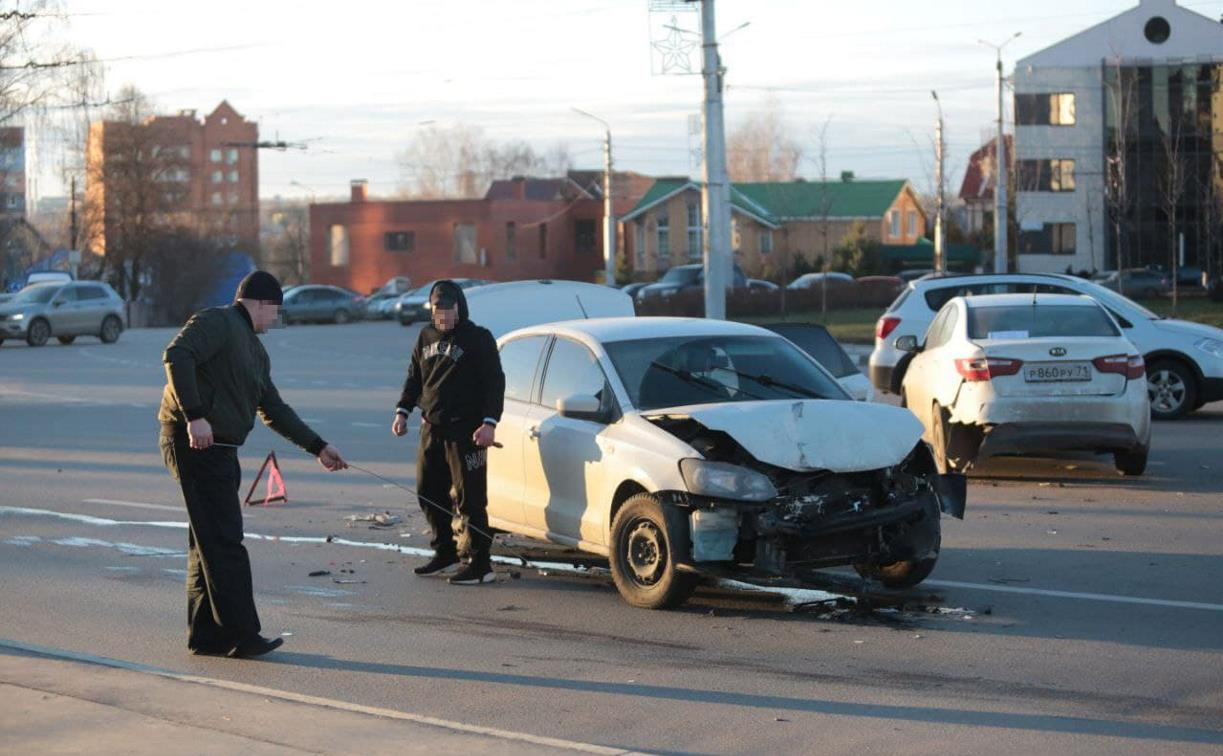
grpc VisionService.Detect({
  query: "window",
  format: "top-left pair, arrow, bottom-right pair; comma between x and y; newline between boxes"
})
226,148 -> 239,164
1017,159 -> 1076,192
385,231 -> 414,253
890,210 -> 901,238
686,200 -> 702,259
179,145 -> 191,159
635,223 -> 645,266
329,224 -> 349,266
760,229 -> 773,255
968,304 -> 1119,339
1019,223 -> 1076,255
228,170 -> 239,183
210,192 -> 223,206
4,175 -> 16,188
210,149 -> 222,162
907,210 -> 918,236
539,223 -> 547,259
499,336 -> 547,403
212,170 -> 223,183
656,210 -> 670,258
575,219 -> 596,254
540,338 -> 613,417
228,192 -> 239,204
504,222 -> 516,262
453,222 -> 477,264
76,285 -> 108,301
924,305 -> 958,348
1016,93 -> 1076,126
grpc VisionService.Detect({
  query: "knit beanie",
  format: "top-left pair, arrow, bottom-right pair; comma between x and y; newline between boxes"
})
235,270 -> 284,304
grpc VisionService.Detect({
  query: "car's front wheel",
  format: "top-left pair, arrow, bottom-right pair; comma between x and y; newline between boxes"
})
609,494 -> 697,609
26,318 -> 50,347
854,508 -> 941,589
1147,359 -> 1196,420
334,309 -> 350,325
100,315 -> 122,344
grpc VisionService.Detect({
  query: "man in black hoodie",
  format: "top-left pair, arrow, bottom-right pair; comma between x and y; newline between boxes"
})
392,280 -> 505,585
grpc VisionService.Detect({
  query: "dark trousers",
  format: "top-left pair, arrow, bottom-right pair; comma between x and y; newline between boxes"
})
160,433 -> 260,651
416,422 -> 491,566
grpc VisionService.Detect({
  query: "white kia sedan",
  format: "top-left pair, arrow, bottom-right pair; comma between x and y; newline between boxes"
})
485,317 -> 966,609
897,293 -> 1151,476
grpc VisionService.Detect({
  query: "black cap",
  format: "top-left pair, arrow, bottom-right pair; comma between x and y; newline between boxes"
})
235,270 -> 283,304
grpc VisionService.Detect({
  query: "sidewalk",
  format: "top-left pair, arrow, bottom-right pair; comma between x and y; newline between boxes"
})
0,642 -> 627,755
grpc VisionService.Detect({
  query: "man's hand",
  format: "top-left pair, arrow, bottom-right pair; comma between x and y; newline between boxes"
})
317,444 -> 347,471
472,422 -> 496,448
391,413 -> 408,437
187,418 -> 214,450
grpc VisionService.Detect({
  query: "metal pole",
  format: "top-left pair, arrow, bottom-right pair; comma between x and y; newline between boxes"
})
700,0 -> 731,320
994,52 -> 1008,274
603,128 -> 615,286
932,91 -> 945,273
69,175 -> 78,251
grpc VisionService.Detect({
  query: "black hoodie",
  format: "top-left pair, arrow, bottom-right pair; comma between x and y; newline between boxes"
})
395,280 -> 505,431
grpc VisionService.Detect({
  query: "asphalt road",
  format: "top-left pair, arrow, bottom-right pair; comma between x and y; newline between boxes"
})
2,320 -> 1221,754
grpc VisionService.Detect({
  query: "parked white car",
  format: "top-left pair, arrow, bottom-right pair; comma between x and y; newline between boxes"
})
485,316 -> 966,609
897,293 -> 1151,476
0,280 -> 125,347
869,272 -> 1223,420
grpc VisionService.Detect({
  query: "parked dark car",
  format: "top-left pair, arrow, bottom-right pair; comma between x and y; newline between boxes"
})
1092,269 -> 1170,298
282,285 -> 365,325
620,281 -> 651,301
746,278 -> 779,293
787,271 -> 854,290
636,263 -> 748,302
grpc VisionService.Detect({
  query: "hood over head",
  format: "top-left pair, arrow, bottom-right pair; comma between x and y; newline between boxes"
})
670,399 -> 925,473
430,279 -> 469,322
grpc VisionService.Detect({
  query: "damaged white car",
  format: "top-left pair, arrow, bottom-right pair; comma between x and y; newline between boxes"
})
486,317 -> 966,609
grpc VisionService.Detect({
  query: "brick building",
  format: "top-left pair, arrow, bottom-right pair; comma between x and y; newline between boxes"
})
0,127 -> 25,218
86,101 -> 259,256
621,177 -> 928,278
308,172 -> 652,294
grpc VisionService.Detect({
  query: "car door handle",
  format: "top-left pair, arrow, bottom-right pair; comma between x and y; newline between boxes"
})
527,426 -> 540,440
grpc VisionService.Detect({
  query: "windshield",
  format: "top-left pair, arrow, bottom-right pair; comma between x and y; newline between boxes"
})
659,267 -> 699,285
10,285 -> 59,304
969,304 -> 1120,339
604,334 -> 849,411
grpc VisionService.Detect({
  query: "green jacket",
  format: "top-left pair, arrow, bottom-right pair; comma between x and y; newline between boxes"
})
158,304 -> 325,454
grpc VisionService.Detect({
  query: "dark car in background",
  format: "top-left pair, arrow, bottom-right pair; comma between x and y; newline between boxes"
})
1093,269 -> 1170,298
282,285 -> 365,325
786,271 -> 855,291
635,263 -> 748,302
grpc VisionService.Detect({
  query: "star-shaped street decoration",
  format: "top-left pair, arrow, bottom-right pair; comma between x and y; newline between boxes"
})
651,15 -> 700,75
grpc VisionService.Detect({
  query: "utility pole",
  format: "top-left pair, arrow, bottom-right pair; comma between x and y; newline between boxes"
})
980,32 -> 1021,274
69,175 -> 78,251
573,108 -> 616,285
931,91 -> 945,273
699,0 -> 732,320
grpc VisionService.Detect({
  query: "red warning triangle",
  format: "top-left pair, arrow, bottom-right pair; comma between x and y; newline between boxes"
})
244,451 -> 288,506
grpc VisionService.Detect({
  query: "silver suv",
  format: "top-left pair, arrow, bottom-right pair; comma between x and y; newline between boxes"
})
0,281 -> 125,347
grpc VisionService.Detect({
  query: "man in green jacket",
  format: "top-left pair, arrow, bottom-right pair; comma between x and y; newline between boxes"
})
158,270 -> 346,658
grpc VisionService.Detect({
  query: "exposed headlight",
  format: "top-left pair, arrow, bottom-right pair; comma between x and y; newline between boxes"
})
1194,338 -> 1223,359
679,459 -> 777,502
10,312 -> 24,321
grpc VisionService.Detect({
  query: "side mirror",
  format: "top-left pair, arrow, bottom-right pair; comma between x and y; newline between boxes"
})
557,393 -> 603,420
893,334 -> 919,353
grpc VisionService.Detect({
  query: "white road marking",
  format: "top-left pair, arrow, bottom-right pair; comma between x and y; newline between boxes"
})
8,506 -> 1223,614
0,638 -> 629,755
84,498 -> 182,513
0,385 -> 90,403
350,421 -> 381,428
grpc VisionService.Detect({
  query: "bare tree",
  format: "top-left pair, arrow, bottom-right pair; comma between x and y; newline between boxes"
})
726,98 -> 802,182
261,201 -> 309,286
1158,100 -> 1185,312
1104,61 -> 1136,296
813,116 -> 833,318
396,123 -> 573,199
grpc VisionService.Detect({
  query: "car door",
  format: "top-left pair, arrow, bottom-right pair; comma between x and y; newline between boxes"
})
903,304 -> 953,429
522,337 -> 618,546
74,284 -> 110,335
47,285 -> 80,334
485,335 -> 549,531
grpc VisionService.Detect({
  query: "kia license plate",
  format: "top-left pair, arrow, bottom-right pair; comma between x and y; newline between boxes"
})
1023,362 -> 1091,382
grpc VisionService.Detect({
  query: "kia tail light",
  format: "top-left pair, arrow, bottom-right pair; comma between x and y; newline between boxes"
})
955,356 -> 1023,381
1093,353 -> 1144,379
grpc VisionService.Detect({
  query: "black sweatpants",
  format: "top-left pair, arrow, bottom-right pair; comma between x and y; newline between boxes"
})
416,421 -> 491,565
159,433 -> 260,651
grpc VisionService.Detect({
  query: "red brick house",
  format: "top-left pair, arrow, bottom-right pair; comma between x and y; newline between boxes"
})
308,172 -> 651,294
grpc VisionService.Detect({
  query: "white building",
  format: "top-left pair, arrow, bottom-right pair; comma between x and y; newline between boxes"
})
1013,0 -> 1223,275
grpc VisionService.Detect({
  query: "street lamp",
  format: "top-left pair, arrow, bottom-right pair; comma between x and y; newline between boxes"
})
571,107 -> 616,286
979,31 -> 1022,274
931,90 -> 945,273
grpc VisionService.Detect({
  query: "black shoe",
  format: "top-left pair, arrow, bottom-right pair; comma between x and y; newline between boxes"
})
448,562 -> 495,585
189,644 -> 229,657
413,552 -> 460,576
227,635 -> 284,659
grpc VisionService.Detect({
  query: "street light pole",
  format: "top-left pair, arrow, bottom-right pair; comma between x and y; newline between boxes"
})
699,0 -> 731,320
931,90 -> 945,273
572,108 -> 616,286
980,32 -> 1021,274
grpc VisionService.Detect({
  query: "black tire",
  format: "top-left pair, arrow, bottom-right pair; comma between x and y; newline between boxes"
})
854,509 -> 941,589
26,318 -> 50,347
931,402 -> 953,474
1114,444 -> 1148,476
609,494 -> 697,609
100,315 -> 122,344
57,335 -> 76,345
898,388 -> 908,409
1146,359 -> 1197,420
333,309 -> 350,325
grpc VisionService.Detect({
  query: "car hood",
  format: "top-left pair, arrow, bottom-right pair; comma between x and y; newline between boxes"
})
0,302 -> 37,316
650,399 -> 924,473
1151,318 -> 1223,340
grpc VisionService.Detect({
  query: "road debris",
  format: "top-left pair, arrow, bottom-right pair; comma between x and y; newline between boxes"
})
307,570 -> 330,577
345,511 -> 402,528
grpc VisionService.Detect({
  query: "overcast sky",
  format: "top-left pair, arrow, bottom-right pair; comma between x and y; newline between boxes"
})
36,0 -> 1223,201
